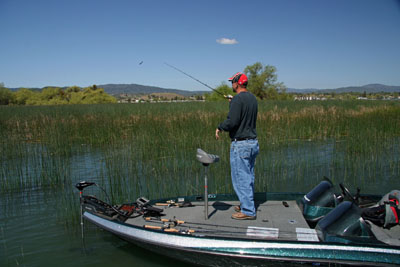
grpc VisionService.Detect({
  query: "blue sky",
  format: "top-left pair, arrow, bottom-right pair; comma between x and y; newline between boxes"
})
1,0 -> 399,91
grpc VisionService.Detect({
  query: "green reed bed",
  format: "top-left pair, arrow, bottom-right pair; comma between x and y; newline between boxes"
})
1,101 -> 400,202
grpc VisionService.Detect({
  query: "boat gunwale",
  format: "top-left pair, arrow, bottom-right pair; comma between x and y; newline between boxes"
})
83,211 -> 400,257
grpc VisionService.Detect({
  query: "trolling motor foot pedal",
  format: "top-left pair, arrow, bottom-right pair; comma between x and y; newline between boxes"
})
136,197 -> 150,207
196,148 -> 220,220
135,197 -> 164,217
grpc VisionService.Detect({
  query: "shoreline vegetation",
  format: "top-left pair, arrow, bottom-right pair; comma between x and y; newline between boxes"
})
2,61 -> 398,106
1,101 -> 399,200
0,84 -> 117,105
1,84 -> 399,106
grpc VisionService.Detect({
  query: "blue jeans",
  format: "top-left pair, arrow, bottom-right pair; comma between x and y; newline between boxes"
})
230,139 -> 259,217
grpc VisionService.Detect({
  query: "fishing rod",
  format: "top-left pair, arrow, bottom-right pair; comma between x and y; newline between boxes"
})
144,216 -> 249,230
143,217 -> 309,239
164,63 -> 230,98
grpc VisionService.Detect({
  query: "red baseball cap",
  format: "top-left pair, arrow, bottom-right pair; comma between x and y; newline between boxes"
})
228,72 -> 248,85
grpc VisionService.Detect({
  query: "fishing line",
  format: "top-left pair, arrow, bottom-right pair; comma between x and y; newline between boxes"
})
164,62 -> 228,97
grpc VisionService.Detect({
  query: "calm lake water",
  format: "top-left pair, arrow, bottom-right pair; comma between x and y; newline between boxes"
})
1,139 -> 399,266
0,189 -> 192,267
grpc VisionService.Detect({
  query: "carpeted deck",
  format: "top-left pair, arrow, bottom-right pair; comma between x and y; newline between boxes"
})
126,200 -> 315,241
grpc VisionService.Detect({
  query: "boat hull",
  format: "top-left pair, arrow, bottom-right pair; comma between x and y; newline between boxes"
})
84,212 -> 400,266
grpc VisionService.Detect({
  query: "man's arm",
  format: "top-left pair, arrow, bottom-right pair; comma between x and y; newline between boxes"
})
218,98 -> 241,132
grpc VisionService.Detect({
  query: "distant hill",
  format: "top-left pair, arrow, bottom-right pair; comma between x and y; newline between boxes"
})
9,83 -> 399,96
99,84 -> 207,97
286,88 -> 318,93
288,84 -> 400,94
322,84 -> 400,93
106,83 -> 399,96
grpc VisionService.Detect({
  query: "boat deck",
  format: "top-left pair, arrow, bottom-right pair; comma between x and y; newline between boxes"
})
126,200 -> 318,241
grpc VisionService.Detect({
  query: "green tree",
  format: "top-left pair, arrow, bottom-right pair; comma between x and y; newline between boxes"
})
69,91 -> 85,104
0,83 -> 14,105
80,86 -> 117,104
14,88 -> 35,105
66,86 -> 81,93
25,92 -> 42,105
41,87 -> 63,101
244,62 -> 287,100
12,85 -> 116,105
65,86 -> 82,103
205,83 -> 235,101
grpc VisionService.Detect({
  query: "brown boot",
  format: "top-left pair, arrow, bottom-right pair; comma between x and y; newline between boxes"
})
231,212 -> 256,220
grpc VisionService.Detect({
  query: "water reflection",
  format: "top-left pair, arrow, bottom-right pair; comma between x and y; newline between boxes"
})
1,139 -> 399,266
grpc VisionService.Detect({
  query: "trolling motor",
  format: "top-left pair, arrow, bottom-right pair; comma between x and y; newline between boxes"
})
75,181 -> 96,239
196,148 -> 220,220
75,181 -> 165,239
76,181 -> 95,191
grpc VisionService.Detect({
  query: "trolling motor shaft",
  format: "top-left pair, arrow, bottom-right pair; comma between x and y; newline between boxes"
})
196,149 -> 220,220
204,167 -> 208,220
75,181 -> 96,239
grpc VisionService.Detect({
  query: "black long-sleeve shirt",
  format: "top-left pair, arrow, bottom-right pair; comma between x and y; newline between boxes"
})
218,91 -> 258,140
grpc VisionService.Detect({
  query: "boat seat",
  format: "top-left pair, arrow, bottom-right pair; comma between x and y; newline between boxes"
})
367,222 -> 400,246
196,148 -> 219,166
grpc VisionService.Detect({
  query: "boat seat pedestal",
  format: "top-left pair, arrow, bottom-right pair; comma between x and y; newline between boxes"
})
196,148 -> 220,220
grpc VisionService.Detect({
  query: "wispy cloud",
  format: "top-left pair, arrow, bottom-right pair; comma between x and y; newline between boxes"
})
216,38 -> 238,45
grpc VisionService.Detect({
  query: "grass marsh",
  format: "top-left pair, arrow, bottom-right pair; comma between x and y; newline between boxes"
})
1,101 -> 399,203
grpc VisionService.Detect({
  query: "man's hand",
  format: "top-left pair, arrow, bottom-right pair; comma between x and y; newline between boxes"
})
215,128 -> 221,140
224,95 -> 233,102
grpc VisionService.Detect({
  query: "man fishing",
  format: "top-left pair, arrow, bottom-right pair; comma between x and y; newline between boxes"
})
216,72 -> 259,220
